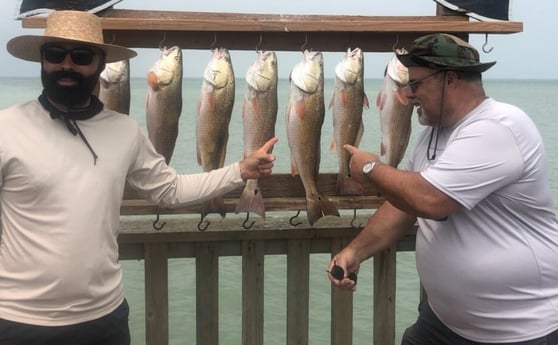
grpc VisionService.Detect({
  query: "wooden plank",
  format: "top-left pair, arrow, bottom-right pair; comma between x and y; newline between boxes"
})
21,9 -> 522,51
144,243 -> 169,345
287,239 -> 310,345
196,243 -> 219,345
242,240 -> 265,345
373,246 -> 397,345
330,238 -> 354,345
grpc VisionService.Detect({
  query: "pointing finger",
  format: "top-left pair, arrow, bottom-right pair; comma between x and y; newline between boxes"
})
260,137 -> 279,153
343,144 -> 357,155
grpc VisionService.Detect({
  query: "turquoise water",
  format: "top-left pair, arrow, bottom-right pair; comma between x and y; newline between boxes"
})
0,77 -> 557,344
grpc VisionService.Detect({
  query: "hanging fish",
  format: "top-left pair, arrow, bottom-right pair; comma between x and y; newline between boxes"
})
99,59 -> 130,115
236,50 -> 278,220
286,50 -> 339,226
146,46 -> 183,164
330,47 -> 369,195
377,49 -> 413,168
197,48 -> 235,218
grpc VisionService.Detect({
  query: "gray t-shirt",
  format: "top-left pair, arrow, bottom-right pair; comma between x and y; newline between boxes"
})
408,98 -> 558,342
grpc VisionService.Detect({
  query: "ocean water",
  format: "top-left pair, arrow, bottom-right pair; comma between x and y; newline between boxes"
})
0,76 -> 557,344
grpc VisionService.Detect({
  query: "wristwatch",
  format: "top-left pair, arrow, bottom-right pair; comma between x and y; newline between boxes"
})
362,160 -> 377,175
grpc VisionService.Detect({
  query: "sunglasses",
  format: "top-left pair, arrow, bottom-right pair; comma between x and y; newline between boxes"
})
42,45 -> 97,66
406,70 -> 445,93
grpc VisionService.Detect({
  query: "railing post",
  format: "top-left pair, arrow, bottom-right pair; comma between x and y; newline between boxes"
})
287,238 -> 310,345
242,240 -> 265,345
144,242 -> 169,345
373,245 -> 397,345
196,242 -> 219,345
331,237 -> 354,345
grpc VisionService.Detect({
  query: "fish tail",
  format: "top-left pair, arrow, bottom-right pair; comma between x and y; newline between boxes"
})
235,179 -> 266,219
336,174 -> 365,196
306,195 -> 340,226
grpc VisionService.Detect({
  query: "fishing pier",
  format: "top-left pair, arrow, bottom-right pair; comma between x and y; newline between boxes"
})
22,4 -> 522,345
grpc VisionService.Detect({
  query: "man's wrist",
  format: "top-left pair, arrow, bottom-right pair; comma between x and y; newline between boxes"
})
362,160 -> 379,175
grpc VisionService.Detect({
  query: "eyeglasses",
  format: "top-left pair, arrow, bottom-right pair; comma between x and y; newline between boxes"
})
42,45 -> 96,66
405,70 -> 445,93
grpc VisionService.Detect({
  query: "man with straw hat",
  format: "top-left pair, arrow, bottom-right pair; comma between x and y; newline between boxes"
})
0,10 -> 277,344
329,33 -> 558,344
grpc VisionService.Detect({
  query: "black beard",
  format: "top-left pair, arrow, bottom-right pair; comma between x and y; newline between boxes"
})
41,69 -> 100,108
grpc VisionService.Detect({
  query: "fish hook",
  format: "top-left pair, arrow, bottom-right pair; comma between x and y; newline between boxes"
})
197,215 -> 210,232
392,34 -> 400,52
209,32 -> 218,50
242,212 -> 256,230
256,33 -> 263,52
158,32 -> 167,51
482,33 -> 494,54
301,33 -> 308,52
350,209 -> 361,228
153,213 -> 166,231
289,210 -> 303,227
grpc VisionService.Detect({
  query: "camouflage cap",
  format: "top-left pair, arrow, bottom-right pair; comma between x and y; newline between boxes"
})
397,33 -> 496,73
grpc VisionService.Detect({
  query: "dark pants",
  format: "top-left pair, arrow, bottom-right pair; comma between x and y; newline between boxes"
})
402,300 -> 558,345
0,299 -> 130,345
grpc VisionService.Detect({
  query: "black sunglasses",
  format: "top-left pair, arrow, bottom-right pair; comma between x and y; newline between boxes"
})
42,45 -> 97,66
406,70 -> 445,93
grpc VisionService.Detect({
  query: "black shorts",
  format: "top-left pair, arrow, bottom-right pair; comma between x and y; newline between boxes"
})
0,299 -> 130,345
402,300 -> 558,345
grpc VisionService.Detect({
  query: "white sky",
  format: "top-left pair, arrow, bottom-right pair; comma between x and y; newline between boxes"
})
0,0 -> 556,79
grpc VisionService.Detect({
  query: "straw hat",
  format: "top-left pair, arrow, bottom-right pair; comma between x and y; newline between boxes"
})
7,10 -> 137,63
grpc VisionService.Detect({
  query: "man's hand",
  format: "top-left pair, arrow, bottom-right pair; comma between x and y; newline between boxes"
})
344,144 -> 381,184
239,137 -> 279,181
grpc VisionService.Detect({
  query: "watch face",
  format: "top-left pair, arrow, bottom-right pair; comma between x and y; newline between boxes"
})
363,161 -> 374,174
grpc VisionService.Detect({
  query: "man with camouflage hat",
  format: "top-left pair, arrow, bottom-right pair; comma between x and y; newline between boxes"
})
328,33 -> 558,344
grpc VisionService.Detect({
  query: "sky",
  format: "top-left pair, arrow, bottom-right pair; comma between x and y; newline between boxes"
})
0,0 -> 556,80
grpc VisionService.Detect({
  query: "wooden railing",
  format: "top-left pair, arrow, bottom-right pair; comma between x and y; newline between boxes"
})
118,173 -> 417,345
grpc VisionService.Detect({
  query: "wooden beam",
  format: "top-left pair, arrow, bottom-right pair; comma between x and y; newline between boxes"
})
21,9 -> 522,52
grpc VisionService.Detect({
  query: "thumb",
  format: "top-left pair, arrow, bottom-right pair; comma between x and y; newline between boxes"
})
260,137 -> 279,154
343,144 -> 357,155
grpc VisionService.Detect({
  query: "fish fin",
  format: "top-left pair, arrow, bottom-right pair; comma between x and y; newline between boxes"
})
380,142 -> 386,157
235,180 -> 266,219
363,92 -> 370,109
395,88 -> 409,105
341,89 -> 348,107
329,137 -> 337,152
328,94 -> 334,110
354,123 -> 364,148
146,71 -> 159,91
376,90 -> 385,111
294,100 -> 305,119
306,194 -> 340,226
336,174 -> 365,196
290,159 -> 299,176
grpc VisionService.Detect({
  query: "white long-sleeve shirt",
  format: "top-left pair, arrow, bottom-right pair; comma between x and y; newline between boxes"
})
0,100 -> 244,326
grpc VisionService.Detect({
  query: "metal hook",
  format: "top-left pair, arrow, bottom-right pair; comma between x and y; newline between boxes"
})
301,33 -> 308,52
482,33 -> 494,54
392,34 -> 400,52
256,33 -> 263,52
158,32 -> 167,51
210,32 -> 218,49
197,215 -> 210,232
153,213 -> 166,231
350,209 -> 361,228
242,212 -> 256,229
289,210 -> 303,227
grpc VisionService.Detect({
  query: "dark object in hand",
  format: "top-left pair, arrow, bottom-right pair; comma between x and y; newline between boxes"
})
329,264 -> 358,283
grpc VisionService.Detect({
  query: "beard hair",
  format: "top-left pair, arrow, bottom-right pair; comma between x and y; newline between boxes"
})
41,68 -> 100,108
